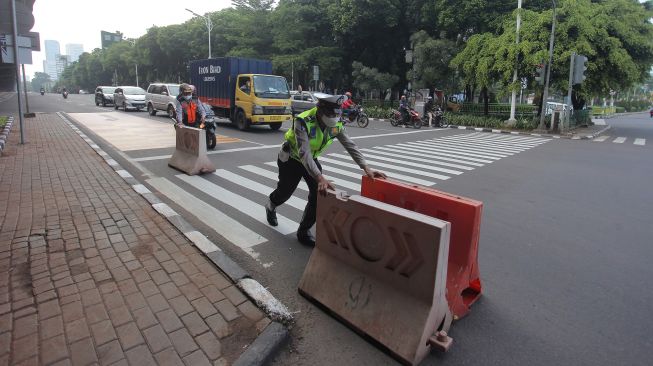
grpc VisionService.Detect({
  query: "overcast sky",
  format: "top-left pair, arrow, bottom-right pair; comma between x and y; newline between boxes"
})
26,0 -> 233,78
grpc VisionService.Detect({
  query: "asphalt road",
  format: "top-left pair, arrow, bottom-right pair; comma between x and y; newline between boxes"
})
3,92 -> 652,365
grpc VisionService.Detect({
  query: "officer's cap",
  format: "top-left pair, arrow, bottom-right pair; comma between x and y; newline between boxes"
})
313,92 -> 345,107
180,83 -> 192,93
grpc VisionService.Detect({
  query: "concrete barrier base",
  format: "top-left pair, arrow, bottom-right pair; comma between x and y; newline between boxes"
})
168,125 -> 216,175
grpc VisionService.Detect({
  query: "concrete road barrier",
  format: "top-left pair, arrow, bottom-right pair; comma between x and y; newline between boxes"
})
168,125 -> 216,175
299,190 -> 452,365
361,176 -> 483,320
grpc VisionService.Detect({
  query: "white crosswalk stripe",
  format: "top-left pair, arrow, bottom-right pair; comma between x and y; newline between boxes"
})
176,174 -> 299,235
147,133 -> 549,259
591,136 -> 646,145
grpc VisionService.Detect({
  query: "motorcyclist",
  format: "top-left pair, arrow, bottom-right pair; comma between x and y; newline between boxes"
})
40,87 -> 45,95
399,95 -> 409,124
175,83 -> 206,127
425,96 -> 435,127
341,91 -> 355,111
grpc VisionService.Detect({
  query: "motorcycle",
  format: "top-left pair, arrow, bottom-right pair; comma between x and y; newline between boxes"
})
340,104 -> 369,128
62,91 -> 68,99
390,108 -> 422,129
40,89 -> 45,96
170,108 -> 217,150
423,106 -> 449,128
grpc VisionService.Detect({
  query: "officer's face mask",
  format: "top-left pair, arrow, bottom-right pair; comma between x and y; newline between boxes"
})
319,104 -> 341,127
183,95 -> 192,101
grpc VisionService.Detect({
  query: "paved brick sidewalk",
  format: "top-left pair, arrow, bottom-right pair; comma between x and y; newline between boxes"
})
0,114 -> 271,365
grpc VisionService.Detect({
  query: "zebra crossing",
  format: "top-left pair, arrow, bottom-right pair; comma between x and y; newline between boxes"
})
593,135 -> 647,145
150,133 -> 550,261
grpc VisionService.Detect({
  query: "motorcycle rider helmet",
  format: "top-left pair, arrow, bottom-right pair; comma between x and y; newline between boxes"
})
345,91 -> 352,98
314,92 -> 344,127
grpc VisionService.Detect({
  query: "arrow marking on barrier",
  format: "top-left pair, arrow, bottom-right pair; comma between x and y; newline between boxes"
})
386,227 -> 408,271
399,232 -> 424,278
322,207 -> 351,249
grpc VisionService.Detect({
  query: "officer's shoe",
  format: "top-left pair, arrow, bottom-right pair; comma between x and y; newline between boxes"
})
297,230 -> 316,246
265,207 -> 278,226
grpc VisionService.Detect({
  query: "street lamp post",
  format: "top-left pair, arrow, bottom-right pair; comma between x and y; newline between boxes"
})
186,8 -> 213,59
127,39 -> 139,86
538,0 -> 557,131
508,0 -> 523,124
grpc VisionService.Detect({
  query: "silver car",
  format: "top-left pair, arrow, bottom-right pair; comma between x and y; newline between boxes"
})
290,91 -> 317,114
146,83 -> 180,118
113,86 -> 147,111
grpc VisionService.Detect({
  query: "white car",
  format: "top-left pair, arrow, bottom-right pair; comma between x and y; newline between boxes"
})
113,86 -> 146,111
146,83 -> 180,118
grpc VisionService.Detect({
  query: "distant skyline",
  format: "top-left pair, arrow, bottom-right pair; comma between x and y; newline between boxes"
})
25,0 -> 232,79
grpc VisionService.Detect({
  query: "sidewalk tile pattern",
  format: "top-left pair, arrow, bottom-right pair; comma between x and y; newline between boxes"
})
0,114 -> 267,365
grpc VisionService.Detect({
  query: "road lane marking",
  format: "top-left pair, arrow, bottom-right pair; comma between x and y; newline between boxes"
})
318,157 -> 436,186
593,136 -> 609,142
634,138 -> 645,146
215,169 -> 307,210
613,137 -> 626,144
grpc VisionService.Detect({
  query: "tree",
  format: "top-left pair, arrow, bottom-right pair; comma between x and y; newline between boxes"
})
31,72 -> 51,92
351,61 -> 399,99
451,0 -> 653,111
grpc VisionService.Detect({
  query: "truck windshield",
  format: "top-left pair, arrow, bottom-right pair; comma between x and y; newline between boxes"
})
253,76 -> 290,99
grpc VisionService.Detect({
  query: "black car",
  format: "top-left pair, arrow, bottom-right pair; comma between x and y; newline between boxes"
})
95,86 -> 116,106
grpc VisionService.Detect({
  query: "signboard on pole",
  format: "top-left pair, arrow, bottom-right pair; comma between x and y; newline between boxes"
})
313,65 -> 319,81
0,34 -> 32,64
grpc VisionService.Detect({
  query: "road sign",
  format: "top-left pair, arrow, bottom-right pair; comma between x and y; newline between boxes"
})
0,34 -> 32,64
313,65 -> 319,81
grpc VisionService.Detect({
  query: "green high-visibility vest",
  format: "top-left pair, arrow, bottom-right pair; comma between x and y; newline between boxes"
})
285,107 -> 344,160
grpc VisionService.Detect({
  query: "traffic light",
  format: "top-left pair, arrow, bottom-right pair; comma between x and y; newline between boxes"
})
573,54 -> 588,84
534,63 -> 546,85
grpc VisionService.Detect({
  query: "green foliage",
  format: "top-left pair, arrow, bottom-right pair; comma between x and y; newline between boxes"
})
615,100 -> 650,112
30,72 -> 51,92
351,61 -> 399,96
0,116 -> 7,128
53,0 -> 653,104
363,106 -> 395,119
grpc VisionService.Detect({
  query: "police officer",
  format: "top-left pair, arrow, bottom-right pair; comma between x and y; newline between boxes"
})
175,83 -> 205,127
265,93 -> 387,246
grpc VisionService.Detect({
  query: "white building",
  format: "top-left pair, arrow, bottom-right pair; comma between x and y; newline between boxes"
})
65,43 -> 84,62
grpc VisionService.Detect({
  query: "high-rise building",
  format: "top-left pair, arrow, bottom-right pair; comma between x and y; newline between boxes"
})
65,44 -> 84,63
55,55 -> 68,79
43,40 -> 61,80
44,40 -> 60,60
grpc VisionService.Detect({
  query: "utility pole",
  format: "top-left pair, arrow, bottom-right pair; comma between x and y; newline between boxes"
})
508,0 -> 523,124
538,0 -> 557,131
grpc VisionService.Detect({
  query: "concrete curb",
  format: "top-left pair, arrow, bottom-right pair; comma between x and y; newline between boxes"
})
233,322 -> 289,366
0,116 -> 14,156
57,112 -> 291,363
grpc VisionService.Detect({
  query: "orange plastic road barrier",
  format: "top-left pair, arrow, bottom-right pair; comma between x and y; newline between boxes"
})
361,176 -> 483,319
299,190 -> 452,365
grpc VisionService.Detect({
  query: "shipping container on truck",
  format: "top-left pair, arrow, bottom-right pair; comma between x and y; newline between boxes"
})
189,57 -> 293,131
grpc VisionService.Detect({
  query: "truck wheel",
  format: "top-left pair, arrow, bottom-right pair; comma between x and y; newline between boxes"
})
148,104 -> 157,116
236,111 -> 250,131
269,123 -> 282,131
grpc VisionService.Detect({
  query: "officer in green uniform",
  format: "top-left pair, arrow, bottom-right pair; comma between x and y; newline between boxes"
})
265,93 -> 387,246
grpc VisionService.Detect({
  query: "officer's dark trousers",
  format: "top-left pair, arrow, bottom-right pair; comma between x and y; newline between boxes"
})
269,157 -> 322,232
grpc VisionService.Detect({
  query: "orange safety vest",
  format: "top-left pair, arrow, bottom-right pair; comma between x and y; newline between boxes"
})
182,100 -> 199,125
